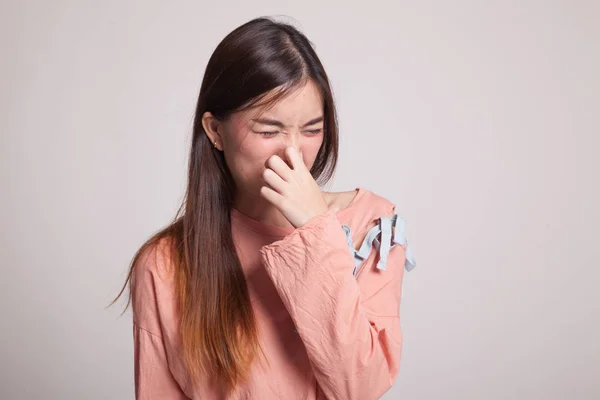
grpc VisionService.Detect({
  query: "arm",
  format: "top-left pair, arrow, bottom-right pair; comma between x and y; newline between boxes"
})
133,322 -> 190,400
131,244 -> 191,400
259,208 -> 416,400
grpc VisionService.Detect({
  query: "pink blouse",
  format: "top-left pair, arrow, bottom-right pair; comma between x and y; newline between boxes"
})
131,187 -> 416,399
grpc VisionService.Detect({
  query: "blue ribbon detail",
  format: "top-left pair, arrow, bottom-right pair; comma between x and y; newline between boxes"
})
342,214 -> 417,276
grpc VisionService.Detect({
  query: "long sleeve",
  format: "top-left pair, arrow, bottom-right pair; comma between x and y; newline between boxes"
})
133,322 -> 190,400
259,208 -> 414,400
131,242 -> 191,400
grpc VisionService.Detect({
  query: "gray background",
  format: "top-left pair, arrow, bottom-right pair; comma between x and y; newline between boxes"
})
1,0 -> 599,399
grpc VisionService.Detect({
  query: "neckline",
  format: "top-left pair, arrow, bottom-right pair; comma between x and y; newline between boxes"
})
230,187 -> 366,238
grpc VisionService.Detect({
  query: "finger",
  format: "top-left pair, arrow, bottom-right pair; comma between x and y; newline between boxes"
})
285,146 -> 303,171
260,185 -> 285,209
265,154 -> 293,181
262,167 -> 287,194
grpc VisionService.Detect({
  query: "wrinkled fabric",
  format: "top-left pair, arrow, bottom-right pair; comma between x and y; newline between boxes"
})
131,188 -> 416,399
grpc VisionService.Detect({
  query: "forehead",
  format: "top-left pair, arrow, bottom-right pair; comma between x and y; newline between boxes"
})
247,80 -> 324,122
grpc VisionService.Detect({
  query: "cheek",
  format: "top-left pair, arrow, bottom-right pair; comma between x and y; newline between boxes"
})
225,134 -> 274,183
300,137 -> 324,166
239,141 -> 272,172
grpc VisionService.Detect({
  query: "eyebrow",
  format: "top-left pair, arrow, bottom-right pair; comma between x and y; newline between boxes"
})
251,116 -> 324,129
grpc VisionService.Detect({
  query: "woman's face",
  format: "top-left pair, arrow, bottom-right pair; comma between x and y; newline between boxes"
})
218,80 -> 325,197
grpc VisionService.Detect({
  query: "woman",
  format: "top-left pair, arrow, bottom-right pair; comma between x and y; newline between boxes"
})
114,16 -> 416,399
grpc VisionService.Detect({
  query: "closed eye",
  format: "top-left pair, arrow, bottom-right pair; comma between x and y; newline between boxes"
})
256,129 -> 322,136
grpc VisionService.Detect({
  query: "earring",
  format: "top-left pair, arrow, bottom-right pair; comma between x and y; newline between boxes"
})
213,140 -> 218,149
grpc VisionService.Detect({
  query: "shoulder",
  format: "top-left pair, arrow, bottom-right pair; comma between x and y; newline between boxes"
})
358,188 -> 397,214
131,237 -> 178,328
343,187 -> 397,219
321,187 -> 398,240
133,236 -> 177,280
326,187 -> 395,215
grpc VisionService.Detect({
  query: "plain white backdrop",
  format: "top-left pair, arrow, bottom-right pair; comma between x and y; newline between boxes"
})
1,1 -> 599,399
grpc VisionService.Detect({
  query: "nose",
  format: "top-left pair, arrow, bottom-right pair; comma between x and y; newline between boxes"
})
275,135 -> 302,163
283,133 -> 300,151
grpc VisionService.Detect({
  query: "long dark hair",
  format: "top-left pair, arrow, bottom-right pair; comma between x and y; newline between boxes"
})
112,17 -> 339,394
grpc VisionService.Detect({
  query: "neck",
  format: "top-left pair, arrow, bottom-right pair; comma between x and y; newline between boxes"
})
232,187 -> 295,229
232,186 -> 333,229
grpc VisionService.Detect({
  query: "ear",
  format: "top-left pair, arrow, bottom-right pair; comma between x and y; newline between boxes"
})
201,111 -> 222,151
